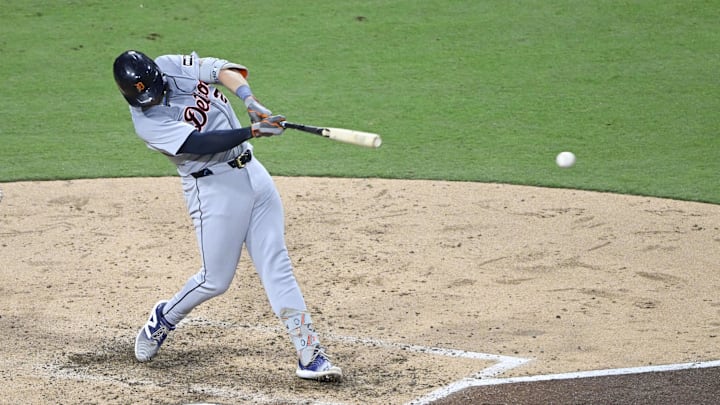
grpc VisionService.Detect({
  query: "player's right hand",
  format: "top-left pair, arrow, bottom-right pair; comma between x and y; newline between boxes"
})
245,96 -> 272,123
251,115 -> 286,137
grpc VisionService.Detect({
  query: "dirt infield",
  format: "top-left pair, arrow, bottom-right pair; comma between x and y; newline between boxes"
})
1,177 -> 719,404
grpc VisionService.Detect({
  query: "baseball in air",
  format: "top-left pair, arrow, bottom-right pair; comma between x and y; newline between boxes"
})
556,151 -> 576,168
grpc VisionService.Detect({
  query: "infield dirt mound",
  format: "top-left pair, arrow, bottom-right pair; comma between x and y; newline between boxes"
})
0,177 -> 719,404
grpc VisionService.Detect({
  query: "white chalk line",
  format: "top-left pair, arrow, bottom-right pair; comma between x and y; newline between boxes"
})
476,359 -> 720,385
46,316 -> 531,404
406,359 -> 720,405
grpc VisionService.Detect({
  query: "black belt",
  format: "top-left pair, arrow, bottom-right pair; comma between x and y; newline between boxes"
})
190,150 -> 252,178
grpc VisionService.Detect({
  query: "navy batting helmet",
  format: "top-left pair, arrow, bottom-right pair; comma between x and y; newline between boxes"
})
113,50 -> 165,107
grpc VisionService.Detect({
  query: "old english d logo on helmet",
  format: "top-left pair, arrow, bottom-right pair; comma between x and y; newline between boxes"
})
113,50 -> 165,107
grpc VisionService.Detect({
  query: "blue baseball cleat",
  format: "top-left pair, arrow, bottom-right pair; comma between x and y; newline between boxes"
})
296,346 -> 343,382
135,300 -> 176,362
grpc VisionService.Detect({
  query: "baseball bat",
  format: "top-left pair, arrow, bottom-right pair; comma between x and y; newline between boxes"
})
281,121 -> 382,148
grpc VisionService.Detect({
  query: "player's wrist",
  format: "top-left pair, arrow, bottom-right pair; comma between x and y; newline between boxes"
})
235,85 -> 253,102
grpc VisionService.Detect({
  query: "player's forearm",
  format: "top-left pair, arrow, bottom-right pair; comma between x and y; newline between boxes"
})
218,69 -> 248,94
217,68 -> 261,110
212,61 -> 272,122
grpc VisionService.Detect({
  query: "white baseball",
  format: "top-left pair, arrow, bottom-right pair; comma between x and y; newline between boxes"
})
556,151 -> 576,168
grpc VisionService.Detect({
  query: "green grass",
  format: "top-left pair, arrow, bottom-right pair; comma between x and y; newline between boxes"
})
1,0 -> 718,203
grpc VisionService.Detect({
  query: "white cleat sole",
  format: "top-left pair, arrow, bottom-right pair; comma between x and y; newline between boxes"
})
296,366 -> 343,382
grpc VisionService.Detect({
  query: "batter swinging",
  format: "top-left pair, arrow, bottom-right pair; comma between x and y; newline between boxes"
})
112,50 -> 342,382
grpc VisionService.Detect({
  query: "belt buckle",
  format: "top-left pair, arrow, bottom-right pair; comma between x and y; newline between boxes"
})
233,151 -> 249,169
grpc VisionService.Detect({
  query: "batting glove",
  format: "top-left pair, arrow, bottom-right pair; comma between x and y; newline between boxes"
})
245,96 -> 272,123
251,115 -> 286,137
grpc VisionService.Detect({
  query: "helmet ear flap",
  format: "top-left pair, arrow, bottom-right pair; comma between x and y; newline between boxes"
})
113,50 -> 165,107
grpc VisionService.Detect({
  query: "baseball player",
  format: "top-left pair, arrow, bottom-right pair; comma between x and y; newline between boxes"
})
112,50 -> 342,382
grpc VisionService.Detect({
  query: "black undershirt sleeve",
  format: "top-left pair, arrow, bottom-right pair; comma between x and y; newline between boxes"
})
177,128 -> 253,155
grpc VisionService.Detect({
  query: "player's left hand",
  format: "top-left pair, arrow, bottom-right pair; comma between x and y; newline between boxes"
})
245,96 -> 272,123
251,115 -> 286,137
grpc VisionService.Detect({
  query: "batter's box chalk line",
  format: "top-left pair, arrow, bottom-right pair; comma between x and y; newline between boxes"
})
180,317 -> 533,405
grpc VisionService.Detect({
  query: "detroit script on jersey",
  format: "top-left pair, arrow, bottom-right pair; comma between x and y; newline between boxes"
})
183,80 -> 229,132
